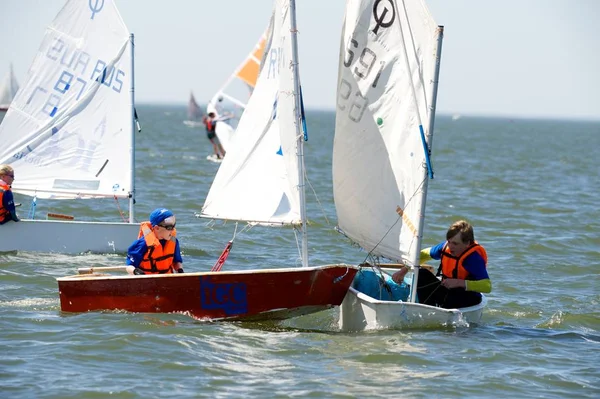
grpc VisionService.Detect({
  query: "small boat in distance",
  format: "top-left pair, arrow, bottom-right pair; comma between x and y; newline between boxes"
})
0,63 -> 19,111
182,91 -> 204,127
204,28 -> 268,156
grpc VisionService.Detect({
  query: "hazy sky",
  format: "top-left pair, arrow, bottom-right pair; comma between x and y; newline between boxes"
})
1,0 -> 598,120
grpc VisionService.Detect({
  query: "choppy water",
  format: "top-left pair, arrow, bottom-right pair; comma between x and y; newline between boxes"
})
1,106 -> 599,398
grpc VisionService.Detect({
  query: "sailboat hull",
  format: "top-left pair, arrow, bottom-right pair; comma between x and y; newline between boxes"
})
0,220 -> 138,254
339,286 -> 487,331
183,120 -> 204,128
57,264 -> 358,321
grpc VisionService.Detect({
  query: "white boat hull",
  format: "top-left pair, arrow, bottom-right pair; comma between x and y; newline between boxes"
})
183,120 -> 203,128
339,286 -> 487,331
0,219 -> 139,254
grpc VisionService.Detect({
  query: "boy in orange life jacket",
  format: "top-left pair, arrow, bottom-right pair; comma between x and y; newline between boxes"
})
392,220 -> 491,309
0,164 -> 20,225
125,208 -> 184,275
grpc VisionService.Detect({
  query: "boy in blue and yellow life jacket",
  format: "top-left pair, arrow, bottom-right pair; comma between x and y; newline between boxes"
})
126,208 -> 184,275
392,220 -> 491,309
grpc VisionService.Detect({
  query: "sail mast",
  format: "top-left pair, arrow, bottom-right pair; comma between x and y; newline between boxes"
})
128,33 -> 136,223
408,25 -> 444,303
289,0 -> 308,267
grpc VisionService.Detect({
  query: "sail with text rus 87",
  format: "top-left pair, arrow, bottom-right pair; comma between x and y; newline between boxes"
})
0,0 -> 140,254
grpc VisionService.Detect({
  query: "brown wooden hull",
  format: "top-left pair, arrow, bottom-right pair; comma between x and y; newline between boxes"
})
57,264 -> 358,321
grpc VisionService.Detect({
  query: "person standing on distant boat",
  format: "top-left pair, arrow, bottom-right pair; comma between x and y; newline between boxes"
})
202,112 -> 226,159
126,208 -> 184,275
0,164 -> 20,224
392,220 -> 491,308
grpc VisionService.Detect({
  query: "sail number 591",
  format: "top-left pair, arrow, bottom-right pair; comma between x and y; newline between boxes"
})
338,38 -> 385,123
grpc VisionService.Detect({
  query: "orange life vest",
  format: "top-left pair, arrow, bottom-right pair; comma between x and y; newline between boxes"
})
0,181 -> 12,222
203,117 -> 215,132
136,221 -> 177,274
439,241 -> 488,280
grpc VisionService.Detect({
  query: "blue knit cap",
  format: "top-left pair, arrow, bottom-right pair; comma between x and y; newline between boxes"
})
149,208 -> 174,227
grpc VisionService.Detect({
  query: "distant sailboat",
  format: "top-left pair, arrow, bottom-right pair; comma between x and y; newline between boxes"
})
0,63 -> 19,111
183,91 -> 203,127
207,30 -> 267,117
205,29 -> 268,156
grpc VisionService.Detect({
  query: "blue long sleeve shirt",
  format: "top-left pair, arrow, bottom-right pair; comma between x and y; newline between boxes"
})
126,237 -> 183,267
428,241 -> 489,280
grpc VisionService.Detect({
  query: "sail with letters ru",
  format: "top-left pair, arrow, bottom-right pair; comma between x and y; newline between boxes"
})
334,0 -> 487,331
56,0 -> 357,323
0,63 -> 19,111
0,0 -> 140,254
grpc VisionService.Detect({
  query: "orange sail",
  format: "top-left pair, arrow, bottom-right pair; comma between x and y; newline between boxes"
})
235,34 -> 267,89
209,29 -> 268,112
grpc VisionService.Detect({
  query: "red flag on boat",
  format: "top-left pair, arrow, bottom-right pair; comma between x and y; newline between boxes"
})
211,241 -> 233,272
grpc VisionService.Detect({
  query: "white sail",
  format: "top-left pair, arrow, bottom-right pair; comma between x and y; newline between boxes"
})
333,0 -> 440,265
0,63 -> 19,110
201,0 -> 302,226
187,92 -> 202,121
0,0 -> 133,200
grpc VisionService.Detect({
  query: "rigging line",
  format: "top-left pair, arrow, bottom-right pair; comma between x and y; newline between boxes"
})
394,0 -> 434,179
359,257 -> 394,297
113,195 -> 128,222
362,177 -> 427,265
304,170 -> 330,226
292,226 -> 303,267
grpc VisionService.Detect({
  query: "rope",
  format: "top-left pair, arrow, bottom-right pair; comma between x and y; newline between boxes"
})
361,177 -> 427,267
27,196 -> 37,219
113,195 -> 129,222
305,172 -> 330,226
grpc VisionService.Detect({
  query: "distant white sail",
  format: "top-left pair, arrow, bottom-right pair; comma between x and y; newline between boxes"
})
0,0 -> 134,200
188,92 -> 202,121
0,63 -> 19,111
201,0 -> 302,225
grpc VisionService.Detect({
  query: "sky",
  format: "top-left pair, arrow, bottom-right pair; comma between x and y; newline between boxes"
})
1,0 -> 599,120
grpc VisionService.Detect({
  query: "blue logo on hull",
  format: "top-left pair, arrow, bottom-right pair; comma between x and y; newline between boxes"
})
200,277 -> 248,316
